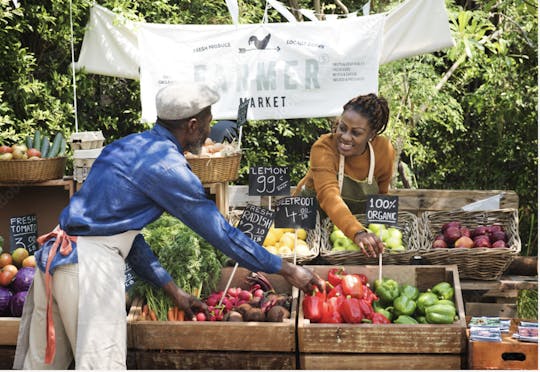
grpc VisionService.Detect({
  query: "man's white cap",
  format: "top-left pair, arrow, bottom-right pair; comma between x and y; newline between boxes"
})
155,82 -> 220,120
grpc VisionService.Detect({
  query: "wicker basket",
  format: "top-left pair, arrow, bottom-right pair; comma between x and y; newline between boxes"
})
0,157 -> 67,183
319,211 -> 421,265
419,208 -> 521,280
187,152 -> 241,184
228,208 -> 321,265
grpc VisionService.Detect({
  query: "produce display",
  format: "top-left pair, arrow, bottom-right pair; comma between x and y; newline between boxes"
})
0,241 -> 36,317
329,223 -> 404,253
184,138 -> 241,158
262,224 -> 312,257
302,267 -> 459,325
0,130 -> 67,160
432,221 -> 509,249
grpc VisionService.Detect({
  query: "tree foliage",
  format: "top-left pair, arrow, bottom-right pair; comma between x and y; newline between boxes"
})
0,0 -> 536,254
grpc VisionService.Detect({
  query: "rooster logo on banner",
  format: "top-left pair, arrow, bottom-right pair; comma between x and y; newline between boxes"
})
239,33 -> 280,53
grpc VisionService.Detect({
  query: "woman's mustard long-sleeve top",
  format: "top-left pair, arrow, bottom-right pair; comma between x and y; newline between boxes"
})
296,133 -> 396,240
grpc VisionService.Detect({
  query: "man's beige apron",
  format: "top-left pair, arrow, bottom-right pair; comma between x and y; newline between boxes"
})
13,230 -> 140,370
338,141 -> 379,214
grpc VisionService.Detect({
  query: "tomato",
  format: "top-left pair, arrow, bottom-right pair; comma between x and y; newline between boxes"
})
0,269 -> 15,287
22,255 -> 36,268
11,248 -> 29,267
2,264 -> 18,276
0,252 -> 12,268
0,145 -> 13,154
26,148 -> 41,158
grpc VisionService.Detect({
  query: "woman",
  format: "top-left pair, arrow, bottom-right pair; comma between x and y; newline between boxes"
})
296,93 -> 396,257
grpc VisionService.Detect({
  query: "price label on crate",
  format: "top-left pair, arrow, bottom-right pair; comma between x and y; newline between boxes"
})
237,204 -> 274,245
274,196 -> 317,229
365,194 -> 399,226
248,166 -> 290,196
9,214 -> 38,254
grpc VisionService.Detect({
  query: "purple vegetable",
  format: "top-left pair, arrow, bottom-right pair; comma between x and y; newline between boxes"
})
12,267 -> 35,293
10,290 -> 28,317
0,287 -> 13,316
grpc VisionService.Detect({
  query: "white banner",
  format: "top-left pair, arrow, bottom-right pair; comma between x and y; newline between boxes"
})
139,15 -> 385,121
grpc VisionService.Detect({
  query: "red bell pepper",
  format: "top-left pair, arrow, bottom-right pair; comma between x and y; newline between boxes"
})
302,289 -> 325,323
327,283 -> 344,298
356,273 -> 368,285
362,284 -> 378,305
320,296 -> 344,323
327,267 -> 347,287
339,296 -> 364,323
371,312 -> 391,324
358,298 -> 374,320
341,274 -> 364,299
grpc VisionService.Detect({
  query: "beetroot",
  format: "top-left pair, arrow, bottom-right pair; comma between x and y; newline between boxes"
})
471,225 -> 488,237
444,226 -> 462,245
490,230 -> 507,243
432,239 -> 448,249
491,240 -> 507,248
442,221 -> 461,231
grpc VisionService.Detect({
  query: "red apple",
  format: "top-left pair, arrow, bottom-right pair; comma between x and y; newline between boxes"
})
454,236 -> 474,248
0,145 -> 13,154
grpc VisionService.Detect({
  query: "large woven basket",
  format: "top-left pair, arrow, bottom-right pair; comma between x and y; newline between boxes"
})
419,208 -> 521,280
319,211 -> 421,265
187,152 -> 241,184
228,208 -> 321,265
0,157 -> 67,183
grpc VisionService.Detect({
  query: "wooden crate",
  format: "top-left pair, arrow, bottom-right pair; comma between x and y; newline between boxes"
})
468,319 -> 538,370
298,265 -> 467,370
128,266 -> 297,369
0,317 -> 20,346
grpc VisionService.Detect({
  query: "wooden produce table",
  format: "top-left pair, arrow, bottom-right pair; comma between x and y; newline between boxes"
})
298,265 -> 467,370
468,318 -> 538,370
0,177 -> 74,251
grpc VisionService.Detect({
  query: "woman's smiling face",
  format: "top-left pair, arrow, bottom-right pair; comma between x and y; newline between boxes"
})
335,109 -> 376,157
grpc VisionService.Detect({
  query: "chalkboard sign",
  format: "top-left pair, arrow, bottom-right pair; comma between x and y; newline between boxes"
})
248,166 -> 290,196
9,214 -> 38,254
125,262 -> 137,291
237,99 -> 249,127
365,194 -> 399,226
274,197 -> 317,229
237,204 -> 274,245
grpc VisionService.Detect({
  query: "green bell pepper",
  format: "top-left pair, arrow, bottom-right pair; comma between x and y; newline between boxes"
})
393,295 -> 417,316
431,281 -> 455,301
393,315 -> 419,324
425,303 -> 456,324
373,300 -> 394,321
416,292 -> 439,315
436,299 -> 456,308
375,278 -> 400,305
400,284 -> 419,300
415,315 -> 429,324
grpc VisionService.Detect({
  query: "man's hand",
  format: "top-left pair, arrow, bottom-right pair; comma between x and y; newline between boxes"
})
278,261 -> 325,293
354,230 -> 385,258
162,281 -> 209,320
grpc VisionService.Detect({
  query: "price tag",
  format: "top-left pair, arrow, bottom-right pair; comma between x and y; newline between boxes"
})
9,214 -> 38,254
248,166 -> 290,196
274,196 -> 317,229
237,99 -> 249,128
365,195 -> 399,226
124,262 -> 137,291
237,204 -> 275,245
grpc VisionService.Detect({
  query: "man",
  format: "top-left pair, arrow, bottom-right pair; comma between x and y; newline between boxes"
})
14,82 -> 324,370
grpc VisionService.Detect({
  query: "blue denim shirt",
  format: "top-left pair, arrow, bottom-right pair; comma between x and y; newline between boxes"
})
35,123 -> 281,287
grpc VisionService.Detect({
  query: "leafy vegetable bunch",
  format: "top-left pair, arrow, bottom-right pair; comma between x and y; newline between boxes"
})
131,213 -> 228,320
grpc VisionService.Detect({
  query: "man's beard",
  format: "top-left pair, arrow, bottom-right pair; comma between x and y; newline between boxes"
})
184,129 -> 207,155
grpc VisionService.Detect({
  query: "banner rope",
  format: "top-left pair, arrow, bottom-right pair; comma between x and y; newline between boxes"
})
69,0 -> 79,132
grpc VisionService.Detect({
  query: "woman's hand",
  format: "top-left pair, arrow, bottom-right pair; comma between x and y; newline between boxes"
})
162,281 -> 209,320
278,261 -> 325,293
354,230 -> 385,258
